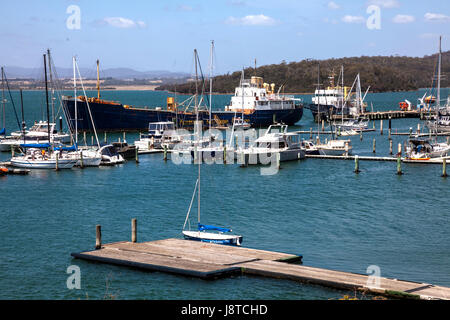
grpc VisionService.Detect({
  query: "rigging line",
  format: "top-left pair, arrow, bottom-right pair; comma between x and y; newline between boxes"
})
182,178 -> 199,231
2,70 -> 22,131
75,61 -> 101,149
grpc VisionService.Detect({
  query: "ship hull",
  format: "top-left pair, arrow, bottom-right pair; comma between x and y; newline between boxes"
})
307,103 -> 349,122
62,98 -> 303,132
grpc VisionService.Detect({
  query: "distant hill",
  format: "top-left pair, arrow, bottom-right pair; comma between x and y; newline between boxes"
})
155,52 -> 450,94
2,66 -> 190,80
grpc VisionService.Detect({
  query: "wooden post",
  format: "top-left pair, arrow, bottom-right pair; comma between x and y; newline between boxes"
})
409,127 -> 412,138
135,147 -> 139,163
442,158 -> 447,178
309,128 -> 312,140
389,139 -> 393,155
11,145 -> 14,158
417,123 -> 421,135
95,225 -> 102,249
359,130 -> 363,141
131,218 -> 137,243
104,131 -> 107,143
163,145 -> 168,161
397,143 -> 402,157
123,131 -> 126,142
83,131 -> 87,145
380,120 -> 383,135
91,135 -> 94,146
223,145 -> 227,164
344,141 -> 349,157
397,156 -> 403,175
372,138 -> 376,153
80,150 -> 84,169
354,155 -> 360,173
321,120 -> 324,132
55,151 -> 59,171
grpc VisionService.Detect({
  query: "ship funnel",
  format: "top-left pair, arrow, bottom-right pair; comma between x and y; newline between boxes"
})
270,83 -> 275,93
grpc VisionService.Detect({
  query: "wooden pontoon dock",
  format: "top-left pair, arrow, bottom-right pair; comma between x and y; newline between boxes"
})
72,233 -> 450,300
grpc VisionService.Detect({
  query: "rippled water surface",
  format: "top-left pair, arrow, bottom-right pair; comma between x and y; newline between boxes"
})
0,89 -> 449,299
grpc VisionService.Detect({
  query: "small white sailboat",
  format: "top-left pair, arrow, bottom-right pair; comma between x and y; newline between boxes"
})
405,139 -> 450,160
182,49 -> 242,246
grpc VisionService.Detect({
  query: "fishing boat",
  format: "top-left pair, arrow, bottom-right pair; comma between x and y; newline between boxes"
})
308,66 -> 369,122
182,49 -> 243,246
405,139 -> 450,160
235,123 -> 305,165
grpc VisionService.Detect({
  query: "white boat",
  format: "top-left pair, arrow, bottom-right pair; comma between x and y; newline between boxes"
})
182,49 -> 242,246
231,117 -> 250,130
10,146 -> 77,169
315,139 -> 352,156
99,144 -> 124,165
300,139 -> 321,155
10,121 -> 70,143
235,124 -> 305,165
405,139 -> 450,160
135,121 -> 182,151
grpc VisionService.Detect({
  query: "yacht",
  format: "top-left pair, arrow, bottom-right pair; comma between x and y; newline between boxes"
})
10,145 -> 77,169
235,124 -> 305,165
405,139 -> 450,160
315,139 -> 352,156
135,121 -> 181,151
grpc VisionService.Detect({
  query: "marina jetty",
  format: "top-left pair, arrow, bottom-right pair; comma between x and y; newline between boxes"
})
71,220 -> 450,300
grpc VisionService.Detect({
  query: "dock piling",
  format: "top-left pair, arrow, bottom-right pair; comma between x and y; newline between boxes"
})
354,155 -> 360,174
398,143 -> 402,157
55,152 -> 59,171
95,225 -> 102,249
380,120 -> 383,135
135,147 -> 139,163
131,218 -> 137,243
397,157 -> 403,175
389,139 -> 393,155
372,138 -> 376,153
163,145 -> 168,161
442,158 -> 447,178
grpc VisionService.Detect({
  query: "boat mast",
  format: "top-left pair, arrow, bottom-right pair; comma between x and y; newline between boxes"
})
437,35 -> 441,111
20,89 -> 25,144
1,67 -> 4,132
47,49 -> 55,124
194,49 -> 201,226
43,54 -> 51,144
73,56 -> 78,144
209,40 -> 214,131
96,59 -> 101,100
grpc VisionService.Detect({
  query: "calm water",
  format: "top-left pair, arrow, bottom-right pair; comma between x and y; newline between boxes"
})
1,89 -> 449,300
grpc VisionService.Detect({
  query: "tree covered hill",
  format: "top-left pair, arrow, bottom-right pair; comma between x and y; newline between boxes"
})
155,52 -> 450,94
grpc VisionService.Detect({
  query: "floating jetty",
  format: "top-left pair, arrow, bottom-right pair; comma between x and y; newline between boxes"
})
71,223 -> 450,300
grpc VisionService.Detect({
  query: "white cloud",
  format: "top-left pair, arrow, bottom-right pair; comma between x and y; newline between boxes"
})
342,15 -> 365,23
102,17 -> 146,28
327,1 -> 340,10
424,13 -> 450,22
392,14 -> 415,24
366,0 -> 399,8
226,14 -> 276,26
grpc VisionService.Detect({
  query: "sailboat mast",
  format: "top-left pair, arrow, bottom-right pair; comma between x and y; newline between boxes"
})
20,89 -> 27,144
1,67 -> 4,131
194,49 -> 200,225
96,59 -> 101,100
47,49 -> 55,124
209,40 -> 214,131
73,56 -> 78,144
43,54 -> 51,144
437,36 -> 441,110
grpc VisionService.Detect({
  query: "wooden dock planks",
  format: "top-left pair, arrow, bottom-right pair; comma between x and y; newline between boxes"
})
71,238 -> 450,300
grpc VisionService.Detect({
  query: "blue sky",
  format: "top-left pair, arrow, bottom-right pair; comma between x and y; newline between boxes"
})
0,0 -> 448,75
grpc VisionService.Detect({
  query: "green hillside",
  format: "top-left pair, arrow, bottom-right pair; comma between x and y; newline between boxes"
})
156,52 -> 450,94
